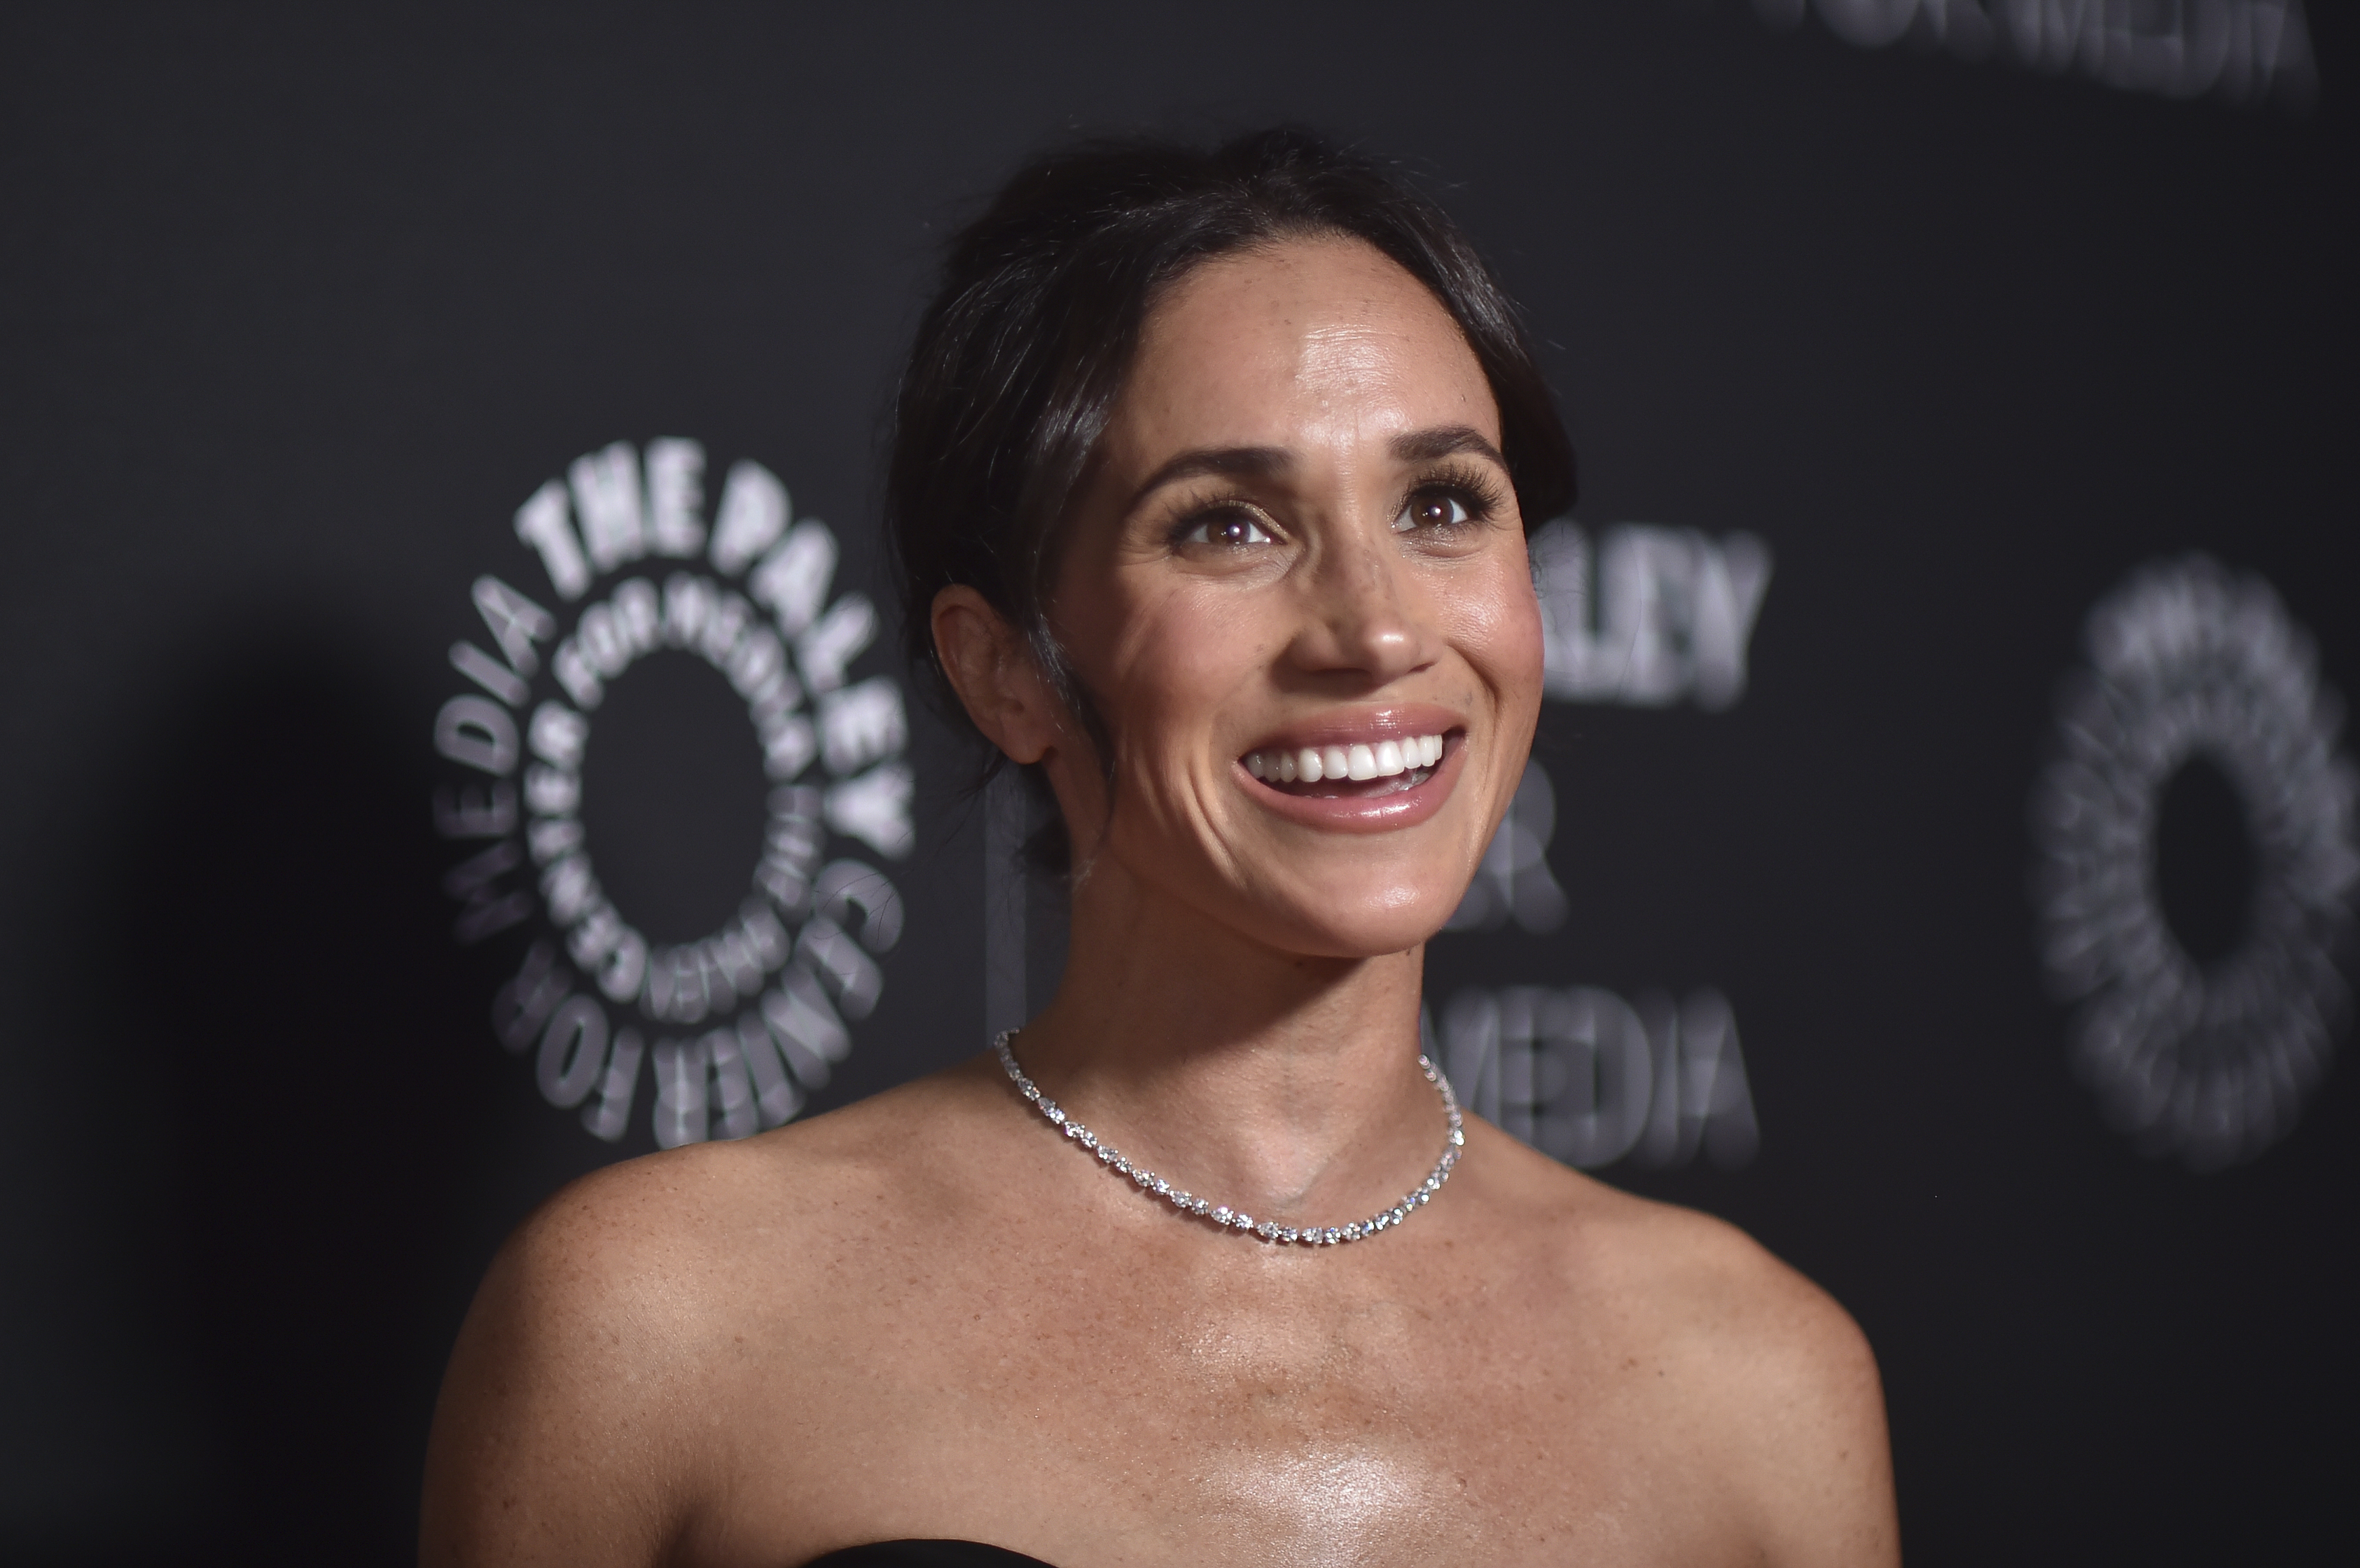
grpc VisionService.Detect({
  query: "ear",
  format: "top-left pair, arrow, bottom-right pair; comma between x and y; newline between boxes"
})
931,585 -> 1062,766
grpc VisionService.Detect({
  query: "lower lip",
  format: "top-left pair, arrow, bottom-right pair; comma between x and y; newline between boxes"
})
1237,738 -> 1462,834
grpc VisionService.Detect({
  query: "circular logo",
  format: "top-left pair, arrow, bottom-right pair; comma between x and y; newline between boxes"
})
2032,555 -> 2359,1169
430,439 -> 914,1148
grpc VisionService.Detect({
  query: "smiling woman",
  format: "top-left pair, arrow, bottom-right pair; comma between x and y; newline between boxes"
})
419,130 -> 1899,1568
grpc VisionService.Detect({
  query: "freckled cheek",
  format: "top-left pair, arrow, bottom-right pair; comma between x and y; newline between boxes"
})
1102,601 -> 1270,772
1445,571 -> 1546,702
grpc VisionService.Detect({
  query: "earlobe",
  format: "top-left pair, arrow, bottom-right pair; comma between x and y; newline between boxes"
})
932,585 -> 1055,766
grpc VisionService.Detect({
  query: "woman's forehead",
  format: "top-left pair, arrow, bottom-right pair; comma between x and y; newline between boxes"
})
1116,236 -> 1498,459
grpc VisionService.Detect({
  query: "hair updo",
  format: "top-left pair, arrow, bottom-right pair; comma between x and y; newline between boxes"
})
885,126 -> 1575,865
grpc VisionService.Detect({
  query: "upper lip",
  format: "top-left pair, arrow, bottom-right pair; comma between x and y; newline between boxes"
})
1238,705 -> 1465,756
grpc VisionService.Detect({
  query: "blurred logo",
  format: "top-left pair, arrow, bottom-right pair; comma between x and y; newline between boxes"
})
1452,529 -> 1770,1172
431,440 -> 914,1147
2032,556 -> 2358,1169
1437,761 -> 1761,1172
1752,0 -> 2317,111
1431,986 -> 1760,1172
1531,520 -> 1772,710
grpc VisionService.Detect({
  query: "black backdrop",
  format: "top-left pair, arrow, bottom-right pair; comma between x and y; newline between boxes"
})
1,3 -> 2352,1562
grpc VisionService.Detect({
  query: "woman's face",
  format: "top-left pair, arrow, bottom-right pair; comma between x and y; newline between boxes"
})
1048,234 -> 1545,959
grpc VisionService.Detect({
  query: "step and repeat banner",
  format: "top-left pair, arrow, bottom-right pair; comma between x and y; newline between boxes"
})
0,4 -> 2347,1564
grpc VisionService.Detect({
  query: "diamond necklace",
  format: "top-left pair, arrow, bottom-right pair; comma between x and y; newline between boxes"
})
993,1028 -> 1465,1247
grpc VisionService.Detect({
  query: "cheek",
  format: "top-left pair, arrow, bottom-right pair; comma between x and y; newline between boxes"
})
1083,585 -> 1274,755
1448,559 -> 1546,702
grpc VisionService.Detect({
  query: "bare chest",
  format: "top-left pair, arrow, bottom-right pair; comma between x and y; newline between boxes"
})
693,1241 -> 1750,1568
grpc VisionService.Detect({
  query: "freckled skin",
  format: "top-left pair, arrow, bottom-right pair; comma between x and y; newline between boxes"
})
1048,242 -> 1539,958
420,240 -> 1899,1568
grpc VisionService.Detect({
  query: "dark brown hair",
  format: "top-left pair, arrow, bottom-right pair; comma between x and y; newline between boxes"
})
885,126 -> 1575,863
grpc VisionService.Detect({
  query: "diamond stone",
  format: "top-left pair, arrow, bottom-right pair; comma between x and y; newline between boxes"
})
1256,1221 -> 1278,1239
1190,1197 -> 1210,1215
1132,1168 -> 1153,1186
1231,1212 -> 1254,1230
1321,1227 -> 1342,1245
1212,1206 -> 1233,1224
1152,1178 -> 1170,1195
1044,1104 -> 1065,1123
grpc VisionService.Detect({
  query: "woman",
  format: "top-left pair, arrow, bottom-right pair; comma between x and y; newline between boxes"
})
421,129 -> 1898,1567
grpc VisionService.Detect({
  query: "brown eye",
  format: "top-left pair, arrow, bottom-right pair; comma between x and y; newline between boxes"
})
1179,513 -> 1275,548
1394,492 -> 1473,533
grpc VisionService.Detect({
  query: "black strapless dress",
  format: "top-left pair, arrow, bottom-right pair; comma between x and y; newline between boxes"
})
805,1545 -> 1056,1567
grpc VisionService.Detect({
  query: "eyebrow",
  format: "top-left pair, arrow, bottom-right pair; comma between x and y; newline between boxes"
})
1127,445 -> 1292,508
1390,424 -> 1507,469
1127,424 -> 1508,509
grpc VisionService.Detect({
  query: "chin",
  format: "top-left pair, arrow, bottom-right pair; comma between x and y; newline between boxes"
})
1241,878 -> 1464,960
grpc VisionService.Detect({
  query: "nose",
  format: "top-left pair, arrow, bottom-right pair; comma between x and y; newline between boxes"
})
1284,529 -> 1437,686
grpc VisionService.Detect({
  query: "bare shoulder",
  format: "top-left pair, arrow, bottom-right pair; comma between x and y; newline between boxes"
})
464,1076 -> 936,1339
510,1066 -> 970,1275
1478,1131 -> 1900,1567
419,1064 -> 992,1567
1591,1179 -> 1872,1385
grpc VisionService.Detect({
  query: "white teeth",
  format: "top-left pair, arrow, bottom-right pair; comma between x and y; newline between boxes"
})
1247,733 -> 1450,786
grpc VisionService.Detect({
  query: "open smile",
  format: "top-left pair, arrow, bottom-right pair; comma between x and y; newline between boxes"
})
1244,733 -> 1449,797
1231,714 -> 1466,832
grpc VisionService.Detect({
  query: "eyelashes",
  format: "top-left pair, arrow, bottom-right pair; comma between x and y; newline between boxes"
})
1405,460 -> 1510,529
1162,492 -> 1276,549
1162,461 -> 1509,549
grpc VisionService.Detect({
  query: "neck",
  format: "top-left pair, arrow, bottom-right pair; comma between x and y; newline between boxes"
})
1011,854 -> 1443,1225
